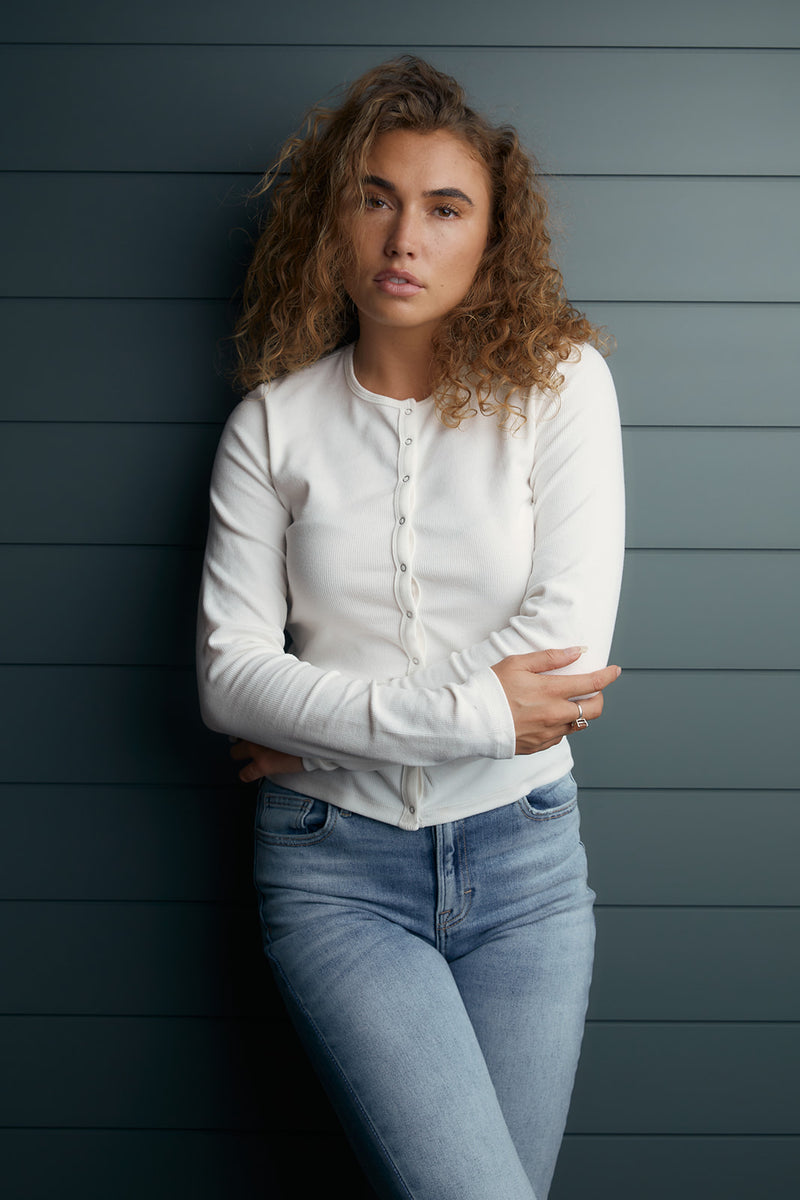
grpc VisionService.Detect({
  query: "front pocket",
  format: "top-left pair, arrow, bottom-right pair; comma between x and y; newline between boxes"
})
516,771 -> 578,821
255,779 -> 338,845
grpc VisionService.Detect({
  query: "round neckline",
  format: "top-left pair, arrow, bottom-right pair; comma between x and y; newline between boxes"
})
343,344 -> 434,407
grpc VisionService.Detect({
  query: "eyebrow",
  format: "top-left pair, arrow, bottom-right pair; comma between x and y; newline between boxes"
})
363,175 -> 475,207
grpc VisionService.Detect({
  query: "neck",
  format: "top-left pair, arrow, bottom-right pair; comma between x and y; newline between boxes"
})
352,324 -> 435,402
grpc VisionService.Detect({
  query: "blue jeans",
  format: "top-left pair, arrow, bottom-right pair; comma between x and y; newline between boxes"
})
253,771 -> 595,1200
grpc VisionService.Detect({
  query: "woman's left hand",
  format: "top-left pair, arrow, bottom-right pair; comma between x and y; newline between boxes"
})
229,739 -> 304,783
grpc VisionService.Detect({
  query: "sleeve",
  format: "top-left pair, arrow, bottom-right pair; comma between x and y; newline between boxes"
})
410,345 -> 625,684
196,394 -> 516,768
303,345 -> 625,772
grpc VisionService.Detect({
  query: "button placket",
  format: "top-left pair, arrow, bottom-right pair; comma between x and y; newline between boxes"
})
399,765 -> 424,830
392,403 -> 426,667
393,402 -> 428,827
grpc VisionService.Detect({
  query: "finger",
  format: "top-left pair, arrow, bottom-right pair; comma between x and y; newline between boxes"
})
558,692 -> 604,728
516,646 -> 587,673
238,761 -> 263,784
547,665 -> 621,698
565,694 -> 602,732
515,692 -> 605,752
230,740 -> 257,761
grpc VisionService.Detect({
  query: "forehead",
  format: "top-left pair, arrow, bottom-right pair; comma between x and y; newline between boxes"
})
364,129 -> 490,198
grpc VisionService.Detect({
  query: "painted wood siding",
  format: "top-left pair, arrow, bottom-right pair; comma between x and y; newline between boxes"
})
1,3 -> 797,1196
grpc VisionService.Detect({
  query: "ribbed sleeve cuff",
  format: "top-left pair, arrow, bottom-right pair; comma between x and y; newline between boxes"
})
467,666 -> 517,759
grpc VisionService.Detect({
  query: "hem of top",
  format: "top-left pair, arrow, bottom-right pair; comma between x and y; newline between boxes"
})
321,746 -> 576,831
408,751 -> 576,830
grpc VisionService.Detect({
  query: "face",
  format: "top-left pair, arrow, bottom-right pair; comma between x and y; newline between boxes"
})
342,129 -> 492,341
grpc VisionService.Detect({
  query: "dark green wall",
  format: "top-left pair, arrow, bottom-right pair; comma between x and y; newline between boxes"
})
1,3 -> 798,1196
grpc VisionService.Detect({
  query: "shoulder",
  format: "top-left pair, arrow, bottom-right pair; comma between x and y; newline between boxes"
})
220,347 -> 350,448
530,342 -> 618,422
244,347 -> 349,415
559,342 -> 616,396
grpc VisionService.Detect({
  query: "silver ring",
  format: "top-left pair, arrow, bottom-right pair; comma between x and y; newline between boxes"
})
574,702 -> 589,730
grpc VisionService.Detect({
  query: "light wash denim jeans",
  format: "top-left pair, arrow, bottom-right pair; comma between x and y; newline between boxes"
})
253,771 -> 595,1200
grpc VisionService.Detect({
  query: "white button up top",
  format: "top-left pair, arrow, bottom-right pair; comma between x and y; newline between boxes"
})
197,342 -> 624,830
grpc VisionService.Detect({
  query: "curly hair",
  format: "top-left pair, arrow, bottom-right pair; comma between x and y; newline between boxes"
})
232,56 -> 607,427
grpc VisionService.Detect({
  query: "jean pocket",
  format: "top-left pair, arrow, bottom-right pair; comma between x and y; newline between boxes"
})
516,771 -> 578,821
255,779 -> 337,845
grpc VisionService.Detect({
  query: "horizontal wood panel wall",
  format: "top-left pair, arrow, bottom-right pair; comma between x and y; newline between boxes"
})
3,0 -> 800,47
1,4 -> 797,1199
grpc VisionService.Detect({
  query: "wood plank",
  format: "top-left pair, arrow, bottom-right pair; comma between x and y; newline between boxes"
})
2,786 -> 796,906
0,666 -> 231,785
0,547 -> 202,666
0,424 -> 220,546
559,178 -> 800,302
0,785 -> 255,903
613,551 -> 800,668
2,426 -> 798,548
2,175 -> 799,301
1,902 -> 796,1021
0,901 -> 275,1017
0,1130 -> 795,1200
585,302 -> 800,427
569,670 -> 799,789
3,547 -> 797,669
553,1135 -> 800,1200
566,1023 -> 799,1134
0,1130 -> 365,1200
581,790 -> 800,907
0,1016 -> 795,1133
0,173 -> 255,299
588,909 -> 800,1021
2,300 -> 798,427
0,1014 -> 325,1131
3,46 -> 799,175
621,430 -> 800,549
3,0 -> 798,47
0,667 -> 797,790
0,299 -> 236,422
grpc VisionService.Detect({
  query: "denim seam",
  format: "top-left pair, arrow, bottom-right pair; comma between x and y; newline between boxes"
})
515,797 -> 578,823
267,950 -> 416,1200
255,803 -> 339,847
436,821 -> 474,938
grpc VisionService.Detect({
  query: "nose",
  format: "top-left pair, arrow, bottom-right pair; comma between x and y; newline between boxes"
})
384,209 -> 418,257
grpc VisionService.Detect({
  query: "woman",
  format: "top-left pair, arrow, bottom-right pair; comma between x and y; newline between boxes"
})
198,57 -> 624,1200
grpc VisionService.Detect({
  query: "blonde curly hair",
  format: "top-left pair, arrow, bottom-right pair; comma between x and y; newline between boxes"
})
232,56 -> 606,426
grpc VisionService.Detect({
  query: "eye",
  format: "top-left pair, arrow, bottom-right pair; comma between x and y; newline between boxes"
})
434,204 -> 460,219
364,193 -> 389,210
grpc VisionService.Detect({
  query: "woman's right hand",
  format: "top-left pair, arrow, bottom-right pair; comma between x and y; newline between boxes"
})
229,739 -> 304,783
491,647 -> 621,755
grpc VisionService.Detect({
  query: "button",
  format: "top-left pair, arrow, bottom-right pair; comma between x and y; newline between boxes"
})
402,474 -> 410,482
405,408 -> 412,415
400,563 -> 407,572
406,610 -> 413,618
412,657 -> 420,665
405,437 -> 412,445
398,516 -> 405,525
408,805 -> 416,814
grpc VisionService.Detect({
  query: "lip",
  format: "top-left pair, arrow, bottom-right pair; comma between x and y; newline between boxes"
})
373,269 -> 424,297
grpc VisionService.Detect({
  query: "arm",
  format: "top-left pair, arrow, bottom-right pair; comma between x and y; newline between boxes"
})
196,394 -> 516,768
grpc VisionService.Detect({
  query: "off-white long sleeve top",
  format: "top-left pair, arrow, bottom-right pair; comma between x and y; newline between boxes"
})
197,342 -> 624,830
